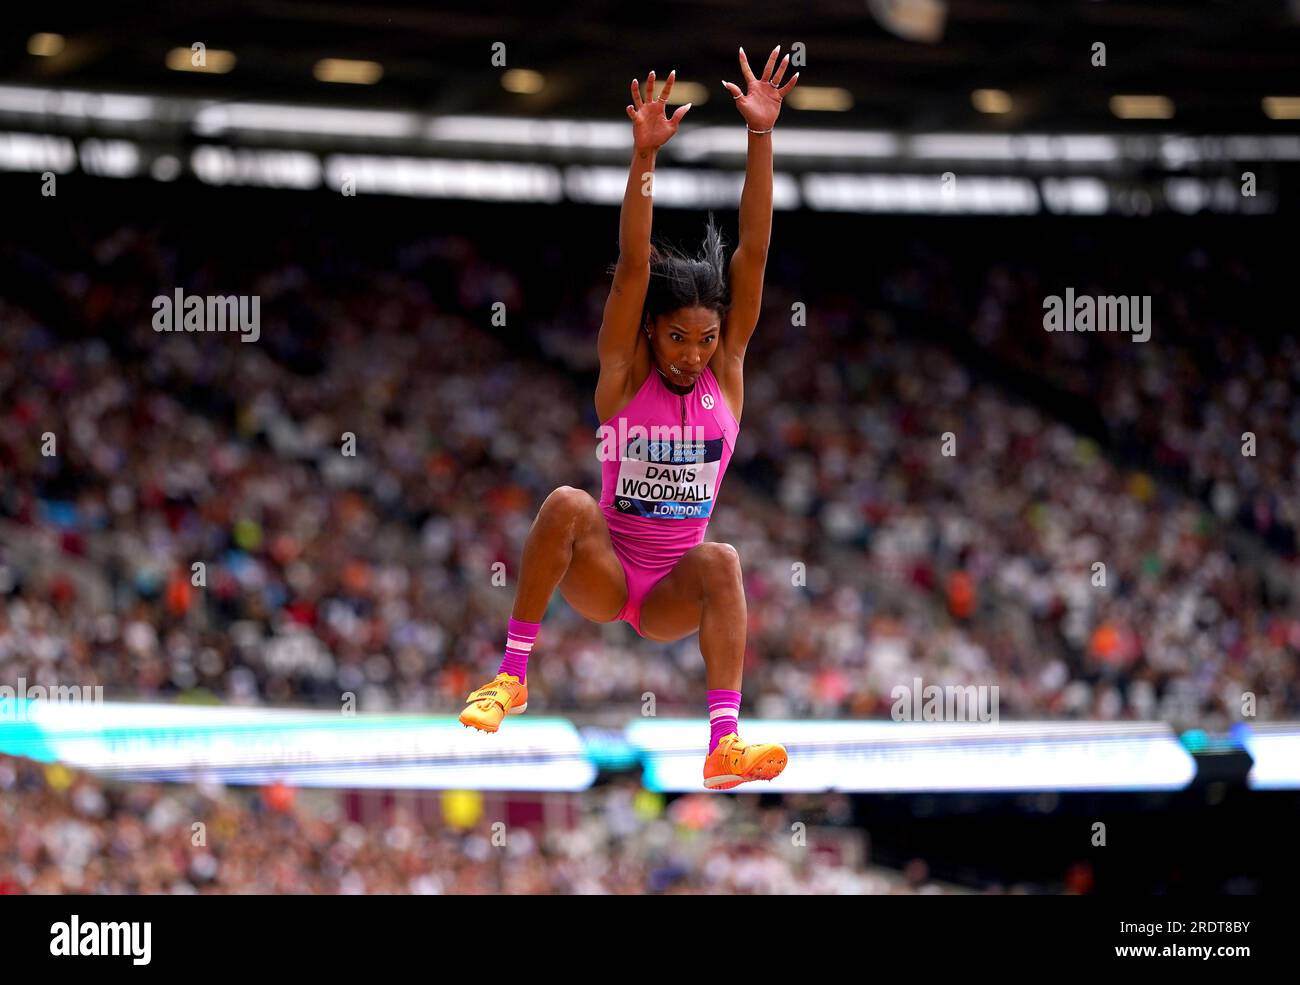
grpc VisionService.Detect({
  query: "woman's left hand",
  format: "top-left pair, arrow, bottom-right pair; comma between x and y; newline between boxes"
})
723,45 -> 799,131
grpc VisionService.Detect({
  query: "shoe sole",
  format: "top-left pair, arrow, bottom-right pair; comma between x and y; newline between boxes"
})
703,775 -> 745,789
703,750 -> 788,790
459,701 -> 527,733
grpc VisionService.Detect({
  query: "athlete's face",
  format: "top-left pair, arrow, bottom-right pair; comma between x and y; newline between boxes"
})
645,306 -> 720,387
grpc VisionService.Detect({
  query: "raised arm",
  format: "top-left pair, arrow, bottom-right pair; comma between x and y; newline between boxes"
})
595,71 -> 691,419
719,46 -> 798,362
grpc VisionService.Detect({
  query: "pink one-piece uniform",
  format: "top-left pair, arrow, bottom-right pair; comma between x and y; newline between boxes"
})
597,364 -> 739,637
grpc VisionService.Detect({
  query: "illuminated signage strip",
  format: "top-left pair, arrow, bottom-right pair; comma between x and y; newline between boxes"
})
1236,724 -> 1300,789
626,720 -> 1197,793
4,702 -> 1278,793
0,700 -> 595,791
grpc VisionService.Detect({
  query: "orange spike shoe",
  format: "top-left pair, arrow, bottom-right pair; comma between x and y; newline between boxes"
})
458,673 -> 528,733
703,733 -> 788,790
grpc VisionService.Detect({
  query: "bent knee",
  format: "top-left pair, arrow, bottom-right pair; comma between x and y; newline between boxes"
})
537,485 -> 599,540
541,485 -> 595,519
695,542 -> 743,589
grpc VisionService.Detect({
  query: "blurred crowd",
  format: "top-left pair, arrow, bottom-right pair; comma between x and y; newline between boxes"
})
0,208 -> 1297,732
0,755 -> 972,895
883,236 -> 1299,558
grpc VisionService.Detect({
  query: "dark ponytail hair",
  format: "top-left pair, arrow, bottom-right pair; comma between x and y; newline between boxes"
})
610,215 -> 731,328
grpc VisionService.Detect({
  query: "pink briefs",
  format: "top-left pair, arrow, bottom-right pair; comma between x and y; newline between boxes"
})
608,530 -> 679,638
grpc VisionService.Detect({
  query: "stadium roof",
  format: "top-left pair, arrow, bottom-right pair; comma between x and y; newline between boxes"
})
4,0 -> 1299,133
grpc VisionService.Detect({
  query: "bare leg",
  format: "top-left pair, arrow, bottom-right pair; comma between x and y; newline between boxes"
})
461,486 -> 630,730
510,485 -> 628,624
636,542 -> 746,690
609,541 -> 786,788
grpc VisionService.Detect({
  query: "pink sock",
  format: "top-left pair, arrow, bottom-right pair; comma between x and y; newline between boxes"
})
708,689 -> 742,753
498,617 -> 539,684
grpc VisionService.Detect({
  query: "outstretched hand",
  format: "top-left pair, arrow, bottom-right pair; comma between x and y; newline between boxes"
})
626,69 -> 692,150
723,45 -> 798,131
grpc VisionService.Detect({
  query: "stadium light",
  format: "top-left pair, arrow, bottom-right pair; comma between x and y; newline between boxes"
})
165,46 -> 237,74
1262,96 -> 1300,120
27,33 -> 66,57
501,69 -> 544,94
971,89 -> 1012,114
787,86 -> 854,112
867,0 -> 947,43
313,59 -> 383,84
1110,95 -> 1175,120
663,80 -> 708,105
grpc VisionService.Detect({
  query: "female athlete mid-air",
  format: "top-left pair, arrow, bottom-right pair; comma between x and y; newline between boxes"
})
461,46 -> 799,790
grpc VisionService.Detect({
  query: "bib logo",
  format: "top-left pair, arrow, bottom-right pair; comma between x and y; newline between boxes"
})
701,393 -> 715,410
618,499 -> 632,510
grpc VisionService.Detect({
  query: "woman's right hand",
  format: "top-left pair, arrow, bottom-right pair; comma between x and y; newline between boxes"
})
626,69 -> 691,149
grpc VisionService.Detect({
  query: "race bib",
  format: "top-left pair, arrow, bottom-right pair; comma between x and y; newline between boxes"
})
613,438 -> 726,519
